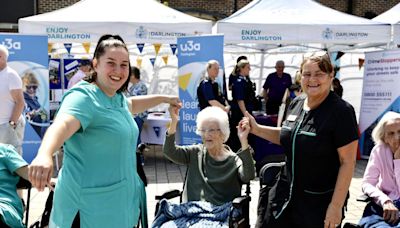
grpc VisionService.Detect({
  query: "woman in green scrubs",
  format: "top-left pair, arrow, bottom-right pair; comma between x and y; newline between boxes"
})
28,35 -> 181,228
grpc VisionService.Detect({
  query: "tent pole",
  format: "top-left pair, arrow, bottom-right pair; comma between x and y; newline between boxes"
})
258,49 -> 265,96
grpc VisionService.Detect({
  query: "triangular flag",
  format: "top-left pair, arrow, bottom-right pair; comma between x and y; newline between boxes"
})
136,58 -> 142,68
150,57 -> 156,67
136,43 -> 145,53
48,43 -> 54,53
153,126 -> 161,137
358,58 -> 365,70
170,44 -> 177,55
153,43 -> 161,55
162,55 -> 168,65
64,43 -> 72,54
178,73 -> 192,91
82,42 -> 91,54
335,51 -> 345,61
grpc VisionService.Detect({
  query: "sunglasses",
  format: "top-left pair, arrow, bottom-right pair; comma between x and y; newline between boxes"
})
26,85 -> 38,90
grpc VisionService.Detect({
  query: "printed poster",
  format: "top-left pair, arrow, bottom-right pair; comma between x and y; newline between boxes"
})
359,49 -> 400,158
0,34 -> 49,163
177,35 -> 224,145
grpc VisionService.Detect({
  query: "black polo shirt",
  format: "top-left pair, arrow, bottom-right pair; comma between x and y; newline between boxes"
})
197,78 -> 226,110
273,91 -> 358,219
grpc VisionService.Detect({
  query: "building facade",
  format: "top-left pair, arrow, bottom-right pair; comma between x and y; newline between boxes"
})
37,0 -> 400,20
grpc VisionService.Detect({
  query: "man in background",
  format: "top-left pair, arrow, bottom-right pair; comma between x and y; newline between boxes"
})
262,60 -> 292,115
0,44 -> 25,155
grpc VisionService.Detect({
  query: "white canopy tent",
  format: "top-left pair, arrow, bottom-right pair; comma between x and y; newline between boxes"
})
18,0 -> 213,112
215,0 -> 391,118
372,2 -> 400,45
18,0 -> 212,44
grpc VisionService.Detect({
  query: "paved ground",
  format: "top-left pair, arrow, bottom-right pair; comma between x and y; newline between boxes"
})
23,145 -> 368,227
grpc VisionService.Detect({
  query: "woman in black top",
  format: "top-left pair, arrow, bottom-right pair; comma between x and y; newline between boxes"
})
245,53 -> 358,228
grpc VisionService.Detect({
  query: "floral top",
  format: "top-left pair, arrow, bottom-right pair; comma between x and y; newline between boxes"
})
126,81 -> 148,119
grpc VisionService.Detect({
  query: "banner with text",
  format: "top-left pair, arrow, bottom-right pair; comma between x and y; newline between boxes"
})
359,49 -> 400,158
0,34 -> 49,163
177,35 -> 224,145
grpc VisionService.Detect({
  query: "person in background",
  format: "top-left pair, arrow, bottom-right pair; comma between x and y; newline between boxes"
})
0,44 -> 25,156
67,59 -> 91,89
197,60 -> 230,112
228,56 -> 248,91
164,105 -> 255,205
246,53 -> 358,228
126,66 -> 148,146
228,59 -> 255,152
359,111 -> 400,227
28,34 -> 181,228
332,78 -> 343,98
262,60 -> 292,115
0,143 -> 30,228
21,72 -> 48,138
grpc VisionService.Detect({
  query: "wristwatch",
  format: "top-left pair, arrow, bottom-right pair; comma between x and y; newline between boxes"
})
9,120 -> 16,129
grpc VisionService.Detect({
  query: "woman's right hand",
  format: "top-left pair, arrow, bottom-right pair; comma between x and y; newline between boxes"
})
29,154 -> 54,192
244,111 -> 259,134
383,200 -> 399,224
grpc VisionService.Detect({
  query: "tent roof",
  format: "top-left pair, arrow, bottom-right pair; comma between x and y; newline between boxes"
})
373,3 -> 400,24
19,0 -> 212,44
216,0 -> 391,45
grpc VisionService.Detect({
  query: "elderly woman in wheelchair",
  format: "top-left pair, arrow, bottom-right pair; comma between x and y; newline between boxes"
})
153,106 -> 255,227
359,111 -> 400,227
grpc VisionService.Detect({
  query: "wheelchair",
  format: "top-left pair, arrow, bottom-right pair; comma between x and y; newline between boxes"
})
154,173 -> 252,228
16,177 -> 32,227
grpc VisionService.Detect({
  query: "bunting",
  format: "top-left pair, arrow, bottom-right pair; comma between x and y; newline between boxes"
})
153,43 -> 161,55
150,57 -> 156,67
48,43 -> 54,53
64,43 -> 72,54
335,51 -> 345,61
358,58 -> 365,70
137,43 -> 145,53
136,57 -> 142,68
170,44 -> 177,55
82,42 -> 91,54
162,55 -> 168,65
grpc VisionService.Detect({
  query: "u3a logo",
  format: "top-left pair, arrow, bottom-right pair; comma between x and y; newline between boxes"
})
1,38 -> 21,50
180,40 -> 200,52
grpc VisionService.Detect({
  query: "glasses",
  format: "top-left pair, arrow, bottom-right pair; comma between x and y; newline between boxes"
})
26,85 -> 38,90
198,128 -> 221,135
301,72 -> 328,79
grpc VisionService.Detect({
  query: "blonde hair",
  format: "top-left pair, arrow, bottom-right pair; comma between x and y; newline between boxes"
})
371,111 -> 400,144
22,72 -> 39,87
231,59 -> 250,76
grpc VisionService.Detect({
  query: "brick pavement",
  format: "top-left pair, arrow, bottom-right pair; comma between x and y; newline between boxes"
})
24,145 -> 369,227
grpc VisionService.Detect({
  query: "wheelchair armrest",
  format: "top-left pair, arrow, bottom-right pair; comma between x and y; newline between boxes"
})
259,162 -> 285,186
16,178 -> 31,189
356,194 -> 371,202
232,195 -> 250,209
155,189 -> 181,200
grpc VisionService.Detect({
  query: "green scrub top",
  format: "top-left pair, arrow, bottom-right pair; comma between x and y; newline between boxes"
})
50,81 -> 143,228
0,143 -> 28,228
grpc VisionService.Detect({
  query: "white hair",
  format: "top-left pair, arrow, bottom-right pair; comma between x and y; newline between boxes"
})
196,106 -> 230,142
0,44 -> 9,60
371,111 -> 400,144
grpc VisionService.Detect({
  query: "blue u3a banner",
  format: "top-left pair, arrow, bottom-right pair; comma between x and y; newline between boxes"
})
0,33 -> 49,163
177,35 -> 224,145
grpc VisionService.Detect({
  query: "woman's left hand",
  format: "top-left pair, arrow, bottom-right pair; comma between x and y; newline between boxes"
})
238,117 -> 250,141
324,203 -> 342,228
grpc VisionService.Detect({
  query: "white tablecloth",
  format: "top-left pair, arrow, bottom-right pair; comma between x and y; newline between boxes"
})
141,113 -> 171,145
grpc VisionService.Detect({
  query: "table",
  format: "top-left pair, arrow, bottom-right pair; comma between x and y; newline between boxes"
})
141,112 -> 171,145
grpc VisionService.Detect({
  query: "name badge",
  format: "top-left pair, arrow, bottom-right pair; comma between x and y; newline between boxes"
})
287,114 -> 297,121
